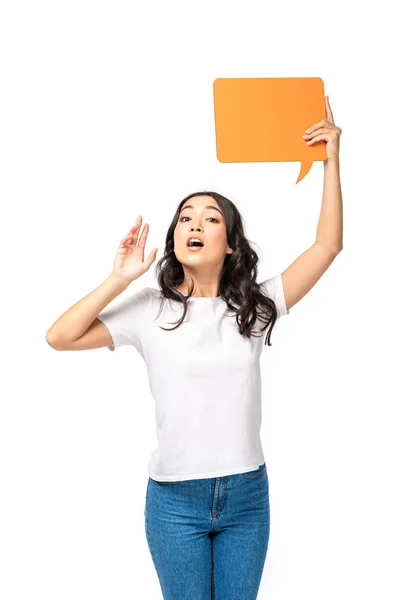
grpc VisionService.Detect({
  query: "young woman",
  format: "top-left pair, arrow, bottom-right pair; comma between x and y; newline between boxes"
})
46,97 -> 342,599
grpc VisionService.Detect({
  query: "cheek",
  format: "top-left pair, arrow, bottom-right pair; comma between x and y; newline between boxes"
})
212,231 -> 228,247
173,228 -> 180,244
174,224 -> 183,238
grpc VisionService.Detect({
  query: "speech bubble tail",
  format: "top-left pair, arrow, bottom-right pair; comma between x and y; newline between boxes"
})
296,160 -> 313,184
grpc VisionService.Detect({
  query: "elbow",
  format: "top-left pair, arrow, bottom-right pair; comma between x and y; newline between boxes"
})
46,330 -> 64,350
315,240 -> 343,255
326,244 -> 343,255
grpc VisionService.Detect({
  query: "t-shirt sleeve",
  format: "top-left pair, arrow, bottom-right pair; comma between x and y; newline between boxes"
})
259,273 -> 290,318
97,286 -> 151,352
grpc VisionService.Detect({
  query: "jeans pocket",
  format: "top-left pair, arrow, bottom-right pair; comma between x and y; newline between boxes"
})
240,463 -> 267,480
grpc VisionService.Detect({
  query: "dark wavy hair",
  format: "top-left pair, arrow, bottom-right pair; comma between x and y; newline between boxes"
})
154,191 -> 279,346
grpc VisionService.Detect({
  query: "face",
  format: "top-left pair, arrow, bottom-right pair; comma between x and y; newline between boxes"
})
173,195 -> 233,272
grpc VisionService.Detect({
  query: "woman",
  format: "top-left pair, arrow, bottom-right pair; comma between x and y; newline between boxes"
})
46,96 -> 342,599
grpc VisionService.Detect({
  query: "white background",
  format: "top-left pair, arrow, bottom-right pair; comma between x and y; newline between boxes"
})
1,1 -> 399,598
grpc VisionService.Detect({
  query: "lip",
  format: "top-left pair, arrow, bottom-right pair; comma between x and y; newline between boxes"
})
186,245 -> 204,252
186,234 -> 205,247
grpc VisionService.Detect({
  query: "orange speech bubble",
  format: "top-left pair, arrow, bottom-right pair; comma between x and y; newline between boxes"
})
213,77 -> 327,184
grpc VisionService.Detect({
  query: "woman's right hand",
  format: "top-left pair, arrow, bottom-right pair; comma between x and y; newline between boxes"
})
111,216 -> 159,284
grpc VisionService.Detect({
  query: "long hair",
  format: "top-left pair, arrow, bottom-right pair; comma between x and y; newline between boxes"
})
154,191 -> 279,346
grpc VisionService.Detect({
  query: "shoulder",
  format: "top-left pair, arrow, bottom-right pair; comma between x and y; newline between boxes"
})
258,273 -> 289,318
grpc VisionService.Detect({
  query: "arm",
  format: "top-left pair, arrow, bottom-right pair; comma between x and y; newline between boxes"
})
281,157 -> 343,312
316,157 -> 343,252
45,274 -> 131,350
46,215 -> 158,351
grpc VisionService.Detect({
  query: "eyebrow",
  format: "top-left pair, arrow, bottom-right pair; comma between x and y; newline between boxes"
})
180,204 -> 223,217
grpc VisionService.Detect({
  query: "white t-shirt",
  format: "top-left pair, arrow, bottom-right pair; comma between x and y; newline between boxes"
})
97,274 -> 289,481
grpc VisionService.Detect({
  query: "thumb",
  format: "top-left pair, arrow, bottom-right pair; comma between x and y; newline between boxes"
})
143,248 -> 159,268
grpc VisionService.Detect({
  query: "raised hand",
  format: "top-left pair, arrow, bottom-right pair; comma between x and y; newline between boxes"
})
301,96 -> 342,162
111,216 -> 158,284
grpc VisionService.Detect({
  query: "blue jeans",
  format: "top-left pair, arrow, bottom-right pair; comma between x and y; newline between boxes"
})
144,463 -> 270,599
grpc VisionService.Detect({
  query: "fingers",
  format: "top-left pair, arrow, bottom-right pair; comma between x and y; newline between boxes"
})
303,124 -> 341,144
305,119 -> 332,134
119,217 -> 139,245
148,247 -> 158,260
302,127 -> 329,140
136,221 -> 149,248
304,133 -> 326,145
325,96 -> 335,125
141,247 -> 159,272
119,216 -> 148,247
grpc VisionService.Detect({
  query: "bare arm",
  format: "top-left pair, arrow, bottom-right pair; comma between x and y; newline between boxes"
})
280,99 -> 343,313
46,214 -> 159,351
45,274 -> 132,350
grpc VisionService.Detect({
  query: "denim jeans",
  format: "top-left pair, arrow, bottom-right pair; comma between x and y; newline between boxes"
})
144,462 -> 270,599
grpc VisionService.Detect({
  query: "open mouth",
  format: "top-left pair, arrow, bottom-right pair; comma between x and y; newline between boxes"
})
186,238 -> 204,250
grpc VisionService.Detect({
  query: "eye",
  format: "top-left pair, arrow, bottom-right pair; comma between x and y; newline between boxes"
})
180,216 -> 219,223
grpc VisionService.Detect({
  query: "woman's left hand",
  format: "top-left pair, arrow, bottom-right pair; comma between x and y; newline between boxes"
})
302,95 -> 342,162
